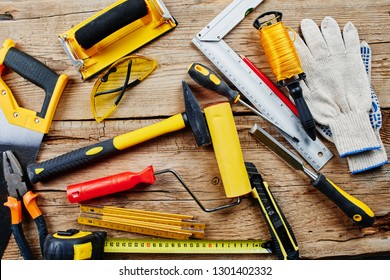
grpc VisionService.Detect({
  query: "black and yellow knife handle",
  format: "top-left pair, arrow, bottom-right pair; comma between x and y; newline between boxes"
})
246,162 -> 299,260
312,173 -> 375,227
188,63 -> 240,103
27,113 -> 187,183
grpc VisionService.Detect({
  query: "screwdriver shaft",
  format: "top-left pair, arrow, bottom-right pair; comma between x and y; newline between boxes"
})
238,99 -> 299,142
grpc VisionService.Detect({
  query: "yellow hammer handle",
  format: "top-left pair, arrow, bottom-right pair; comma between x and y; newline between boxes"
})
28,114 -> 186,183
312,173 -> 375,227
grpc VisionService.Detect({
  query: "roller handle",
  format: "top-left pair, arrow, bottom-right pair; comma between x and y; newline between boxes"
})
2,44 -> 60,118
246,162 -> 299,260
188,63 -> 239,103
67,166 -> 156,203
312,173 -> 375,227
75,0 -> 148,50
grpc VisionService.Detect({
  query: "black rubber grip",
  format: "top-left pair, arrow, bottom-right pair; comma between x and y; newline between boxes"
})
75,0 -> 148,50
34,215 -> 48,258
12,223 -> 33,260
3,47 -> 60,118
312,173 -> 375,227
27,139 -> 118,184
43,230 -> 107,260
188,63 -> 239,103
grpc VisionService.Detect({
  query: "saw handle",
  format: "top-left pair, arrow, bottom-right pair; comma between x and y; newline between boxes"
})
67,166 -> 156,203
312,173 -> 375,227
0,39 -> 65,119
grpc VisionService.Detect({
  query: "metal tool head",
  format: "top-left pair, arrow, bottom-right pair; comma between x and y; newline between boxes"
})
249,124 -> 304,172
2,150 -> 28,198
181,80 -> 212,147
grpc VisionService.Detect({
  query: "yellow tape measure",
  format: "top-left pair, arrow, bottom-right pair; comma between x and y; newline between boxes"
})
104,238 -> 273,254
78,216 -> 196,240
78,205 -> 206,240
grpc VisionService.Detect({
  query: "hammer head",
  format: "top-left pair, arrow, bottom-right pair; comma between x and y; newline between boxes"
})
181,81 -> 211,147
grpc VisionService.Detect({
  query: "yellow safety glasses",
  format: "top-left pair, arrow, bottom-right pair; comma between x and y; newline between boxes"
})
91,55 -> 157,122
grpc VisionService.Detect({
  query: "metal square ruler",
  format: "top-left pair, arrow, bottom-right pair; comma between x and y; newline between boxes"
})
192,0 -> 333,171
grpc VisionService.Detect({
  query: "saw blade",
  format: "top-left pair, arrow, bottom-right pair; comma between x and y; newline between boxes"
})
0,110 -> 44,258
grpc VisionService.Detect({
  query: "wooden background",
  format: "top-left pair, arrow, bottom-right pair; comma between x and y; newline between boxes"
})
0,0 -> 389,260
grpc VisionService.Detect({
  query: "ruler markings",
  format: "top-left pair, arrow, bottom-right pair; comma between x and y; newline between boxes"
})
192,0 -> 333,171
104,238 -> 272,254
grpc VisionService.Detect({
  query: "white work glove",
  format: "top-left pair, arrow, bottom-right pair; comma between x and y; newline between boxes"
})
293,17 -> 380,157
317,41 -> 388,174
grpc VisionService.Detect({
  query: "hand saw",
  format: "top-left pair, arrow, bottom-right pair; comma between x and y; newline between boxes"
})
191,0 -> 333,171
0,39 -> 68,258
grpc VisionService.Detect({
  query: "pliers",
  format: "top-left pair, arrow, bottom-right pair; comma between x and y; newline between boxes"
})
3,150 -> 48,259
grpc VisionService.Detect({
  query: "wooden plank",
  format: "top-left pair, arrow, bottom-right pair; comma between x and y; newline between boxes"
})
0,0 -> 389,260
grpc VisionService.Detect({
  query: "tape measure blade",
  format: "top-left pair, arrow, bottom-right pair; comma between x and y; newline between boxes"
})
192,37 -> 333,171
104,239 -> 272,254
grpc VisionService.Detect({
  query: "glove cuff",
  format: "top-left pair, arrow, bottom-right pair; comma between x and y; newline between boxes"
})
347,132 -> 388,174
329,111 -> 380,157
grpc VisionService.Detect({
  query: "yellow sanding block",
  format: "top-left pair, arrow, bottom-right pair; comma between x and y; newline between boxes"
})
204,102 -> 252,198
59,0 -> 177,80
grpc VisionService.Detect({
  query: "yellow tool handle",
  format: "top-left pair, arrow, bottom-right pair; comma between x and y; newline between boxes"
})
0,38 -> 68,134
204,102 -> 251,198
27,113 -> 186,183
312,173 -> 375,227
113,113 -> 186,150
246,162 -> 299,260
